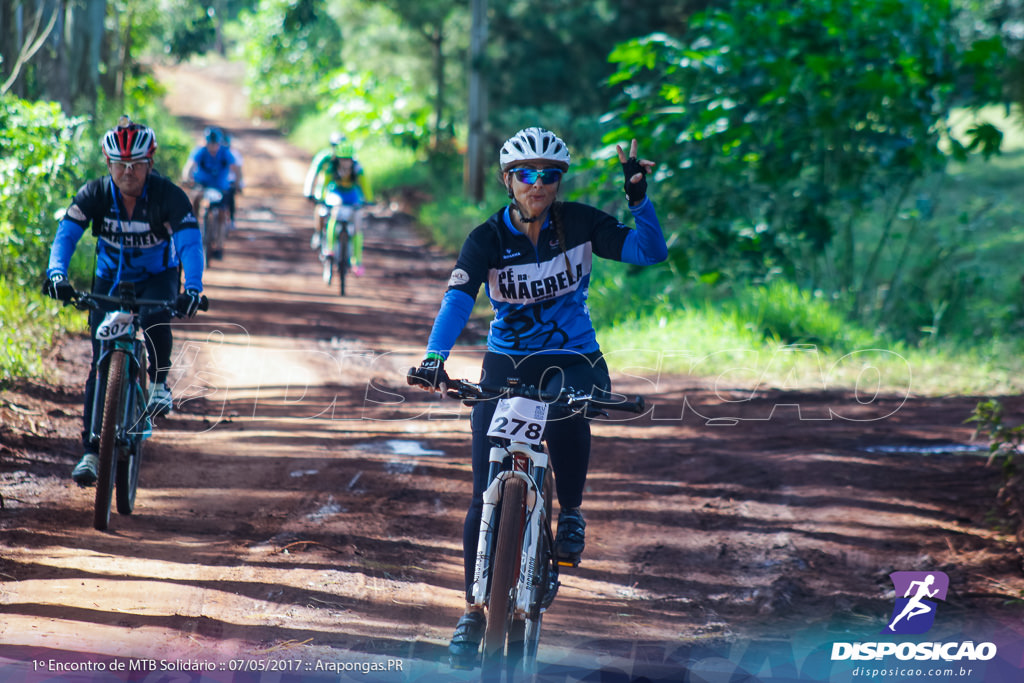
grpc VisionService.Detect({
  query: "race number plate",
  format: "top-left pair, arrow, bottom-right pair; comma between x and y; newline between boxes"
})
96,311 -> 134,341
487,397 -> 548,445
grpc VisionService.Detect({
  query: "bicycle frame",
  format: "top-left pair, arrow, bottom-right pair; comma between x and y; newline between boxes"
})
323,196 -> 356,253
86,297 -> 151,450
405,369 -> 645,674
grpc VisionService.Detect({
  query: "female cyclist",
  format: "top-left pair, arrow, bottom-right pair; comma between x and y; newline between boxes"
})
411,127 -> 667,666
303,134 -> 372,275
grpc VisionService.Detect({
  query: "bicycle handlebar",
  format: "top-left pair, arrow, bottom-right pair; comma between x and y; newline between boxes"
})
70,289 -> 210,318
406,367 -> 646,414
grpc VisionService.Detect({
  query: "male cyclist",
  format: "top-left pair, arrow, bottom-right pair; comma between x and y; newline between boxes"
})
302,134 -> 372,275
181,126 -> 241,259
42,116 -> 205,486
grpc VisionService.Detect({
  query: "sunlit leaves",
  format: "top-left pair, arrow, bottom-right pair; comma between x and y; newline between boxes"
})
239,0 -> 343,120
602,0 -> 1008,296
0,97 -> 86,286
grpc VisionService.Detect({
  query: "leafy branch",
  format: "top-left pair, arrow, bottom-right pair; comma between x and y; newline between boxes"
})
967,399 -> 1024,476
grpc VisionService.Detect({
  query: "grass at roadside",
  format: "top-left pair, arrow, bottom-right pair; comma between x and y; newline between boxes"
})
586,265 -> 1024,396
596,312 -> 1024,397
1,278 -> 85,384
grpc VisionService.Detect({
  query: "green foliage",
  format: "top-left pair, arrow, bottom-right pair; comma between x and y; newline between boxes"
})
601,0 -> 1009,340
0,97 -> 88,287
323,70 -> 436,152
0,276 -> 85,384
734,280 -> 879,350
589,265 -> 878,353
238,0 -> 344,124
968,399 -> 1023,476
486,1 -> 689,138
160,1 -> 218,61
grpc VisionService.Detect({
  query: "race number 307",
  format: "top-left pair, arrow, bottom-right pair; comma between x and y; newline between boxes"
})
487,397 -> 548,445
96,311 -> 134,340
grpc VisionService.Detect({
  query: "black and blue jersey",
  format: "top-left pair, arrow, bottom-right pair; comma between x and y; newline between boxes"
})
189,145 -> 238,193
426,197 -> 666,357
47,171 -> 204,292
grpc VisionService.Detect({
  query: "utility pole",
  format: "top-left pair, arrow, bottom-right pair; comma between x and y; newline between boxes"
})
466,0 -> 488,201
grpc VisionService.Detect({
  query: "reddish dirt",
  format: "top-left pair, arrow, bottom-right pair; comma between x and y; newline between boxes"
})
2,61 -> 1024,682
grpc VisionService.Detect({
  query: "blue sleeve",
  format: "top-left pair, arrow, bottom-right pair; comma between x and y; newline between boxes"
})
619,198 -> 668,265
173,228 -> 205,292
425,289 -> 476,360
47,219 -> 86,278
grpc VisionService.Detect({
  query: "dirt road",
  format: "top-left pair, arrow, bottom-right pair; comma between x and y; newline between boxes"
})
2,61 -> 1024,682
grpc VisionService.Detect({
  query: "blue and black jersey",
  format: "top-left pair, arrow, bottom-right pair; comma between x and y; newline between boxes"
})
426,197 -> 667,357
189,145 -> 238,193
47,171 -> 204,292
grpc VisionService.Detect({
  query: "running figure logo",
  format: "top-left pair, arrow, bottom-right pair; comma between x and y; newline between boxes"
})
882,571 -> 949,635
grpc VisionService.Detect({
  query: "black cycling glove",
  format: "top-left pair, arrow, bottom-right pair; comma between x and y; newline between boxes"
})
413,354 -> 449,390
176,289 -> 202,318
622,156 -> 647,205
43,274 -> 75,303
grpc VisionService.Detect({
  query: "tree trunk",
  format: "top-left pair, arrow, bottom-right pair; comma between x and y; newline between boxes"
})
66,0 -> 103,115
432,29 -> 444,150
465,0 -> 488,201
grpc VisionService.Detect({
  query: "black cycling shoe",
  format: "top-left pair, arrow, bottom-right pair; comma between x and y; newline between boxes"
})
448,610 -> 485,670
555,507 -> 586,567
71,452 -> 100,487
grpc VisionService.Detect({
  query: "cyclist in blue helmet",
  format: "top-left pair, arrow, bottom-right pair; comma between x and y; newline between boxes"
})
181,126 -> 242,259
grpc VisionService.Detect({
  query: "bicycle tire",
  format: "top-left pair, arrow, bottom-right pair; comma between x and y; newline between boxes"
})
213,208 -> 225,252
203,206 -> 214,262
522,473 -> 556,669
482,477 -> 527,679
337,227 -> 349,296
116,345 -> 147,515
323,254 -> 334,285
94,349 -> 128,531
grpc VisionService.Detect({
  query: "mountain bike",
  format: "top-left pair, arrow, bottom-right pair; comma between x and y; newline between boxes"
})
406,370 -> 645,680
71,282 -> 208,531
317,193 -> 359,295
200,185 -> 228,262
185,181 -> 228,263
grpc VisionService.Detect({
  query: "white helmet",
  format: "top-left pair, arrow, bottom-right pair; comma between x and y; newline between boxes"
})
499,127 -> 570,171
101,115 -> 157,161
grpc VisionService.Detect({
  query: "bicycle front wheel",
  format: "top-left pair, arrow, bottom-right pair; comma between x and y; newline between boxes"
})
116,345 -> 148,515
522,473 -> 556,669
212,208 -> 226,252
202,206 -> 214,262
94,349 -> 129,531
337,227 -> 349,296
482,477 -> 527,679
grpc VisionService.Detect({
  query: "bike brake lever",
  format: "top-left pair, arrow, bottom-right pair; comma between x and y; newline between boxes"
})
70,292 -> 92,310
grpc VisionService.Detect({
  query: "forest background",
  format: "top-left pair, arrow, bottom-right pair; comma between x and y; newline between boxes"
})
3,0 -> 1024,399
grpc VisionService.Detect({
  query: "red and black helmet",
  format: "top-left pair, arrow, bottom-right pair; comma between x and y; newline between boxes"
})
101,115 -> 157,162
